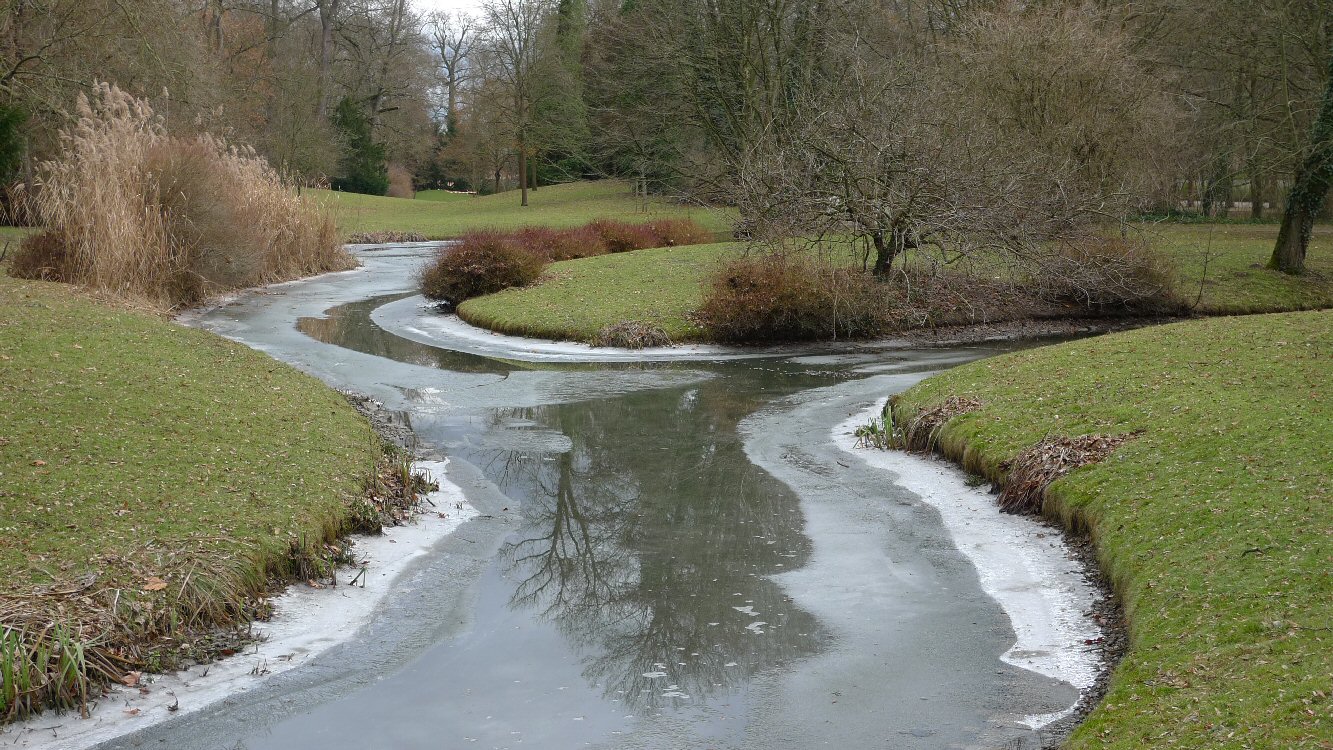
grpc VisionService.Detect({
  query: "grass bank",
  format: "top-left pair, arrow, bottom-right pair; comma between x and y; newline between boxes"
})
457,224 -> 1331,343
0,275 -> 406,721
885,311 -> 1331,748
457,242 -> 736,341
318,180 -> 734,238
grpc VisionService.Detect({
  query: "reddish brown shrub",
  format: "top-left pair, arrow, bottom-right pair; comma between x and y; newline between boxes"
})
419,230 -> 545,304
587,219 -> 658,253
698,255 -> 895,342
642,219 -> 712,247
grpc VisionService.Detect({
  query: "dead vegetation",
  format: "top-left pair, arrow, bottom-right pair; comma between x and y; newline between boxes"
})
346,230 -> 429,243
591,321 -> 673,348
996,433 -> 1141,514
888,395 -> 983,453
887,394 -> 1140,516
8,83 -> 351,309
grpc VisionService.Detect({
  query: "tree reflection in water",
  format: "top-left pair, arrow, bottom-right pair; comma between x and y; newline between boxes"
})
487,379 -> 827,714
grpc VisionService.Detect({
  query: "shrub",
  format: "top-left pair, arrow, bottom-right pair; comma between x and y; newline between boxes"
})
387,164 -> 415,199
8,83 -> 349,308
698,255 -> 894,342
642,218 -> 712,247
419,230 -> 545,304
587,219 -> 659,253
591,321 -> 673,348
1024,237 -> 1181,312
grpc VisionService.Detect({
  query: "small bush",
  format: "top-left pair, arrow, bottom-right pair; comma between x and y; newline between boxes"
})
591,321 -> 673,348
698,255 -> 894,342
387,164 -> 415,199
587,219 -> 659,253
419,230 -> 545,304
642,219 -> 712,247
1025,237 -> 1180,311
8,83 -> 349,308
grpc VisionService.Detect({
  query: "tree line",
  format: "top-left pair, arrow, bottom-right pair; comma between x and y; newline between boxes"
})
0,0 -> 1329,271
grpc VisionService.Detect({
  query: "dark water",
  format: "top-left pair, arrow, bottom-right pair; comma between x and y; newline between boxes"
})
97,248 -> 1078,750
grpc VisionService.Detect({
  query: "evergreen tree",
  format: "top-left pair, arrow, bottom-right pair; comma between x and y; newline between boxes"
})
331,98 -> 389,195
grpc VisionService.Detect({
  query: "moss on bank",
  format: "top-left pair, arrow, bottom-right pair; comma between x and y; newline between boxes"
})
0,275 -> 395,720
886,311 -> 1331,748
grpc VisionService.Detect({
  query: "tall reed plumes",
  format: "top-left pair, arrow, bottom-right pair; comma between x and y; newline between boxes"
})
11,83 -> 352,307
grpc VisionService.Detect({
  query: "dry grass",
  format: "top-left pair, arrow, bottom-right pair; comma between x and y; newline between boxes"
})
9,83 -> 351,309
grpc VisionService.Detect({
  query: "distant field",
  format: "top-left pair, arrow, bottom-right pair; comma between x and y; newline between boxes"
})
315,180 -> 736,238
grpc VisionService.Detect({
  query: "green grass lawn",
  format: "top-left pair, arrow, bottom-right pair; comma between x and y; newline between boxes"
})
413,189 -> 472,203
456,224 -> 1331,343
1148,223 -> 1333,313
316,180 -> 735,238
0,275 -> 387,719
457,242 -> 738,341
886,311 -> 1331,749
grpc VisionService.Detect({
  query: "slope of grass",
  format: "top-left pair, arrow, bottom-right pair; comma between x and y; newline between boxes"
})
457,242 -> 739,341
0,275 -> 388,719
457,224 -> 1331,343
316,180 -> 735,238
413,189 -> 472,203
886,311 -> 1331,749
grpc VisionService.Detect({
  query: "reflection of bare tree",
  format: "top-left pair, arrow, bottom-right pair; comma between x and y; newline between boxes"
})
490,378 -> 827,714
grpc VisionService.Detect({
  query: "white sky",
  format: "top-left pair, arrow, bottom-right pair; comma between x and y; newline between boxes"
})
412,0 -> 486,18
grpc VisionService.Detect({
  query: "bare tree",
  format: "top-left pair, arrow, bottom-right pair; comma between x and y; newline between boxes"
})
482,0 -> 552,206
430,10 -> 476,136
1270,50 -> 1333,275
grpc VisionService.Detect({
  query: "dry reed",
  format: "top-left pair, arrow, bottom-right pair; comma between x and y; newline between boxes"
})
10,83 -> 352,308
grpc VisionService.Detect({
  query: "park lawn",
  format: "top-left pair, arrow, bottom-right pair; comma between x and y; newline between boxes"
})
413,189 -> 472,203
455,223 -> 1332,343
457,242 -> 740,341
315,179 -> 736,238
1149,223 -> 1333,313
885,311 -> 1331,749
0,274 -> 389,718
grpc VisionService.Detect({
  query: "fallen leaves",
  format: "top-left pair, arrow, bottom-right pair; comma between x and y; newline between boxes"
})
142,576 -> 168,592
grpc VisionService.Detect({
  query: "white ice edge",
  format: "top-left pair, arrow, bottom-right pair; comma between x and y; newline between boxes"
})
375,298 -> 779,363
834,402 -> 1101,731
4,460 -> 477,750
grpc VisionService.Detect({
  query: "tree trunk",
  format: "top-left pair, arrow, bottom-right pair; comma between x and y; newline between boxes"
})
519,140 -> 529,207
494,168 -> 501,195
1249,170 -> 1265,219
871,225 -> 916,276
1270,50 -> 1333,274
316,0 -> 340,120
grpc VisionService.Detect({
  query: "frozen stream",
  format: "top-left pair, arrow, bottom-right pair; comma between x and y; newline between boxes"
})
65,245 -> 1097,749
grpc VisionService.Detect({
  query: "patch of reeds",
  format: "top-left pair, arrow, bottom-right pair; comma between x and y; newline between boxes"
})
886,395 -> 984,452
346,230 -> 428,243
591,321 -> 673,348
8,83 -> 352,309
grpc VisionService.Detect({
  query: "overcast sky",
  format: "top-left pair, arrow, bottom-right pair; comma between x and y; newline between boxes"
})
412,0 -> 486,18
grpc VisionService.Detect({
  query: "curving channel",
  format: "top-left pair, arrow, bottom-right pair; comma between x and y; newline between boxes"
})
99,245 -> 1097,750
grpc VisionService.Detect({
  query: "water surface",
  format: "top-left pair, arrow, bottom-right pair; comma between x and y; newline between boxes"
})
107,247 -> 1082,749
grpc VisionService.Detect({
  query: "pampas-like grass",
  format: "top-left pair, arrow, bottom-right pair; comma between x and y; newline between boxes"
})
12,83 -> 352,308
